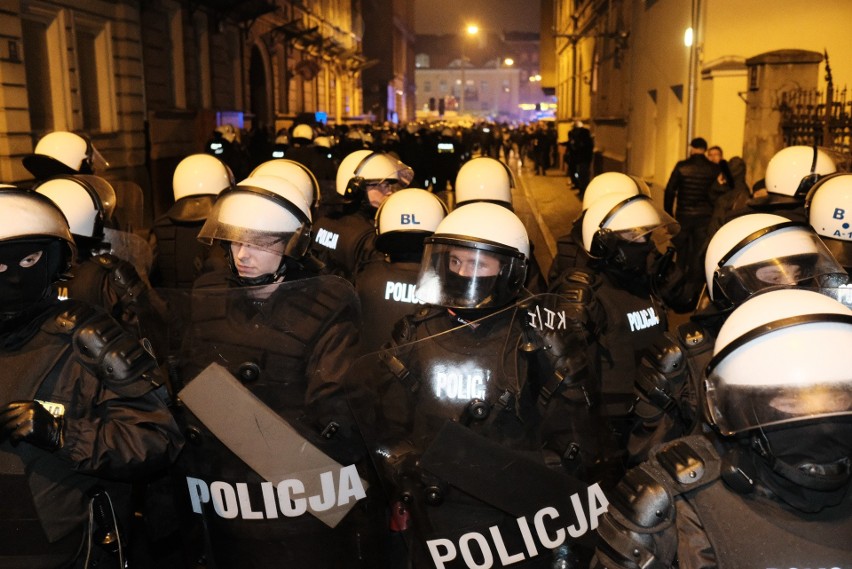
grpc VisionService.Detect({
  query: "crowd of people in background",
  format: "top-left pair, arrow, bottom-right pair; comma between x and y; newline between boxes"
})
2,116 -> 852,569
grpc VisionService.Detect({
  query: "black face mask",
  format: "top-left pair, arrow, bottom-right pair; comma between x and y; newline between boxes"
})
750,420 -> 852,513
444,270 -> 499,309
614,240 -> 655,274
0,240 -> 63,317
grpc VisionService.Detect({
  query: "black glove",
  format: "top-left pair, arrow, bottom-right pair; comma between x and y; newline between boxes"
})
0,400 -> 64,450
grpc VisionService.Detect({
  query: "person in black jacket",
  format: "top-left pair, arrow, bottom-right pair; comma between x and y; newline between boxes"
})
663,137 -> 720,307
0,188 -> 182,569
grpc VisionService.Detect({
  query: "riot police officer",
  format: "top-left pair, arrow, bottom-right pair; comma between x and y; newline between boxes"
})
548,172 -> 651,284
34,174 -> 168,352
354,187 -> 448,353
806,172 -> 852,273
593,288 -> 852,569
150,153 -> 235,288
170,174 -> 385,568
549,192 -> 684,463
453,155 -> 547,292
310,150 -> 414,281
0,188 -> 182,569
628,213 -> 848,463
357,203 -> 606,568
22,130 -> 109,180
726,144 -> 838,224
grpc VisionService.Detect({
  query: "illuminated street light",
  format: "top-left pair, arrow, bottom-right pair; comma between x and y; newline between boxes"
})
683,27 -> 694,47
504,58 -> 514,66
460,24 -> 479,115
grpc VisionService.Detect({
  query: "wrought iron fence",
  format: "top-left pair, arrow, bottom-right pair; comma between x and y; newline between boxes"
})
780,86 -> 852,170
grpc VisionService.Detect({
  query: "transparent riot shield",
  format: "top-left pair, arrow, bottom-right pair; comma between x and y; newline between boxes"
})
346,293 -> 615,569
104,227 -> 155,281
158,276 -> 387,569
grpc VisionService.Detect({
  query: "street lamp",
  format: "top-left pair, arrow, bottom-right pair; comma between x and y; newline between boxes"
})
460,24 -> 479,115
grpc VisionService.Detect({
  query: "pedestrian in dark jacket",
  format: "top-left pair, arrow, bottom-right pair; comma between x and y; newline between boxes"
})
663,137 -> 720,307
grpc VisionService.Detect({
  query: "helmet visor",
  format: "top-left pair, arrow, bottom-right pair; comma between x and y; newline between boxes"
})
822,237 -> 852,270
715,234 -> 848,305
706,371 -> 852,436
415,240 -> 527,309
197,192 -> 311,258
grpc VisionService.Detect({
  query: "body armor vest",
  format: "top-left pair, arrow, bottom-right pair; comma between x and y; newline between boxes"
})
691,472 -> 852,568
355,258 -> 422,353
174,279 -> 375,568
151,195 -> 218,288
592,273 -> 667,421
310,210 -> 376,280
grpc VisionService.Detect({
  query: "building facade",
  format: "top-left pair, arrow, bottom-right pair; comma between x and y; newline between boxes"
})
414,30 -> 549,122
0,0 -> 372,222
546,0 -> 852,192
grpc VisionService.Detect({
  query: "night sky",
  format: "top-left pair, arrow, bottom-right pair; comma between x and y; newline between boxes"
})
414,0 -> 541,35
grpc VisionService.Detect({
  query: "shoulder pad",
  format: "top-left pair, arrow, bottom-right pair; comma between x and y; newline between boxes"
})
43,301 -> 99,335
95,255 -> 117,269
562,269 -> 598,288
608,464 -> 675,532
71,307 -> 162,397
677,321 -> 709,350
641,332 -> 684,374
650,435 -> 721,492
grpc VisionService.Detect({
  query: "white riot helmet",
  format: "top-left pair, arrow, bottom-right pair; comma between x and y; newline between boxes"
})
375,188 -> 448,256
0,188 -> 76,314
582,193 -> 679,270
704,213 -> 847,306
250,159 -> 320,209
806,172 -> 852,270
705,288 -> 852,436
173,154 -> 235,201
198,176 -> 312,265
765,145 -> 837,200
336,150 -> 414,205
23,131 -> 108,179
582,172 -> 651,211
314,136 -> 332,149
454,157 -> 515,207
35,175 -> 117,241
292,124 -> 315,142
416,202 -> 529,310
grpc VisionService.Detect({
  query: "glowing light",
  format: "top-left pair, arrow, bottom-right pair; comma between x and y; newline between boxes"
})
466,24 -> 479,36
684,27 -> 694,47
504,58 -> 514,66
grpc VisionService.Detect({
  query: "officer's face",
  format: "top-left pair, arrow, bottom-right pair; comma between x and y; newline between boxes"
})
0,249 -> 43,274
447,247 -> 501,278
366,181 -> 397,208
755,263 -> 801,285
231,242 -> 283,278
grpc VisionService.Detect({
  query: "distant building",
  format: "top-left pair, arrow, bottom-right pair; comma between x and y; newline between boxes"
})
415,31 -> 551,122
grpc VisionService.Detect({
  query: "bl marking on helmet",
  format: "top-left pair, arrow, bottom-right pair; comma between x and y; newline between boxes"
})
400,213 -> 421,225
427,483 -> 609,569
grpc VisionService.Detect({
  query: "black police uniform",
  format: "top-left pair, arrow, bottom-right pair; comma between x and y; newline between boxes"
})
592,435 -> 852,569
311,206 -> 379,281
354,257 -> 422,353
150,194 -> 226,289
368,298 -> 606,568
550,266 -> 668,452
171,271 -> 385,569
0,298 -> 182,568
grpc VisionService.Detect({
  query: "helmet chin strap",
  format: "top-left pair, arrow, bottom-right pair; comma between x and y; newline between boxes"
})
751,431 -> 852,492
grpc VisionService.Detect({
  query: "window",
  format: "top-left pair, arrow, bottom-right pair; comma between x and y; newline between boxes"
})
415,53 -> 430,68
439,80 -> 448,94
424,80 -> 432,93
21,5 -> 116,133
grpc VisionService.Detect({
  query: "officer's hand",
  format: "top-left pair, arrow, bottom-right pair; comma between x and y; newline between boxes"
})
0,400 -> 64,450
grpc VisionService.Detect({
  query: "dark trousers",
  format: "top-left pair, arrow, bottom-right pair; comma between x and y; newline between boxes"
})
672,216 -> 710,304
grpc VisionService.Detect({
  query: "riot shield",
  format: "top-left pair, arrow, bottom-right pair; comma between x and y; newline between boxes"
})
346,293 -> 614,569
158,276 -> 387,569
104,226 -> 155,281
